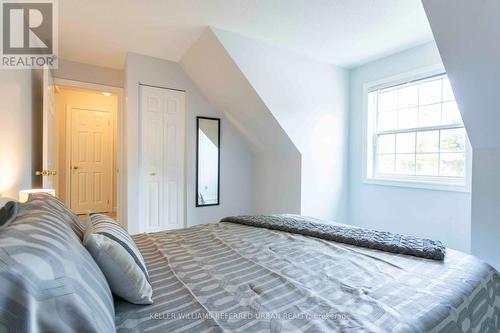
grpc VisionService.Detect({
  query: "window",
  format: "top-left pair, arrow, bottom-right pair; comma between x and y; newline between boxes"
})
364,71 -> 471,191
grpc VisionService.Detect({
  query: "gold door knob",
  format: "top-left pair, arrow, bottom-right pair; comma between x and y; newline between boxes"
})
36,170 -> 57,176
73,166 -> 79,170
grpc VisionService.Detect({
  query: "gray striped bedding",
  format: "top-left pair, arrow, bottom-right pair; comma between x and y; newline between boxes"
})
0,198 -> 115,332
115,222 -> 500,333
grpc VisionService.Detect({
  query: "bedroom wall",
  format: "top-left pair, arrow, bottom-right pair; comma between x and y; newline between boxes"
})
423,0 -> 500,268
179,29 -> 301,216
348,42 -> 472,252
470,149 -> 500,270
125,52 -> 255,234
255,153 -> 301,215
0,70 -> 35,200
53,59 -> 124,87
212,28 -> 350,223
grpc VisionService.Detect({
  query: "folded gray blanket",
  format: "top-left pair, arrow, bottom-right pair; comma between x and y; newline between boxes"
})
0,201 -> 19,230
221,214 -> 446,260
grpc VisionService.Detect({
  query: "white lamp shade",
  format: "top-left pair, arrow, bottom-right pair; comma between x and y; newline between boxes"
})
19,189 -> 56,203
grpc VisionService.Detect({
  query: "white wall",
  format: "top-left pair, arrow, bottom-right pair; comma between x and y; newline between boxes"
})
470,148 -> 500,269
0,70 -> 34,199
125,52 -> 255,234
255,153 -> 301,215
213,28 -> 350,223
348,42 -> 471,252
180,29 -> 301,215
423,0 -> 500,268
54,59 -> 124,87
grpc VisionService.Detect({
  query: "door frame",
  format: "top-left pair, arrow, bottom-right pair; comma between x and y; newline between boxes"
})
54,78 -> 125,224
42,66 -> 57,191
66,105 -> 114,214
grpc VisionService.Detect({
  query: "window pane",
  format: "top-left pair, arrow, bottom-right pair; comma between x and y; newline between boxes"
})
378,134 -> 395,153
441,101 -> 462,125
419,79 -> 442,105
442,78 -> 455,101
398,85 -> 418,109
378,90 -> 398,111
371,74 -> 468,183
418,104 -> 441,127
440,153 -> 465,177
396,132 -> 415,153
440,128 -> 465,152
398,107 -> 418,129
377,154 -> 395,174
416,154 -> 439,176
378,111 -> 397,131
395,154 -> 415,175
417,130 -> 439,153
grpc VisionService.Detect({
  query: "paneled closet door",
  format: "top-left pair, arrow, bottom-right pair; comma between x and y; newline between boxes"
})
140,85 -> 185,232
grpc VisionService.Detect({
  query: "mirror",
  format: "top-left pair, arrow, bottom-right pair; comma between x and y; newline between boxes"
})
196,117 -> 220,207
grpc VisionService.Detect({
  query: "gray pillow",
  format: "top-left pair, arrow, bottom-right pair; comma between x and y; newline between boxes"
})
0,197 -> 14,209
27,192 -> 86,241
84,213 -> 153,304
0,198 -> 115,332
0,201 -> 18,230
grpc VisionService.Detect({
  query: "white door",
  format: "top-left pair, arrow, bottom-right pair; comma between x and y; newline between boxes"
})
42,66 -> 57,190
140,85 -> 185,232
69,106 -> 113,214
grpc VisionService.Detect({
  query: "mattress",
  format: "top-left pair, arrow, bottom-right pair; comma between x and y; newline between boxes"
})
114,222 -> 500,332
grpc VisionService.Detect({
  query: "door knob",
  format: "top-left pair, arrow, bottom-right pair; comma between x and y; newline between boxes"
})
149,172 -> 156,176
73,166 -> 79,170
36,170 -> 57,176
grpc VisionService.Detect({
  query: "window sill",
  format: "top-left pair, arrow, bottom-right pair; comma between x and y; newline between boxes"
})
363,177 -> 471,193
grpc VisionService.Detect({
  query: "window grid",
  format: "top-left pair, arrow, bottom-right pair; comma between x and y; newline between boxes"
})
372,75 -> 466,180
376,129 -> 466,177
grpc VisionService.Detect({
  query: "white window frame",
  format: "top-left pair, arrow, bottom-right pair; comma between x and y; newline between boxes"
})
362,64 -> 472,192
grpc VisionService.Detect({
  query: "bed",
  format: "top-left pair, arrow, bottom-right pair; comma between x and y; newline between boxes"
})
1,196 -> 499,332
114,221 -> 500,332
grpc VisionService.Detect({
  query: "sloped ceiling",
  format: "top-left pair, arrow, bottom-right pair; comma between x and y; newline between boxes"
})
180,29 -> 298,154
423,0 -> 500,149
212,28 -> 349,154
182,28 -> 349,221
59,0 -> 432,69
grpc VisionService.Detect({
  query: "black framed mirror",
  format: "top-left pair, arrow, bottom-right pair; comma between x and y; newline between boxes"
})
196,117 -> 220,207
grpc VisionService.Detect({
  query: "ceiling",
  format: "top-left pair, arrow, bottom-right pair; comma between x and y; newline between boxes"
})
59,0 -> 433,69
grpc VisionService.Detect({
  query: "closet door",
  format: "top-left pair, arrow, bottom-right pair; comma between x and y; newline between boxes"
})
163,88 -> 185,230
139,85 -> 185,232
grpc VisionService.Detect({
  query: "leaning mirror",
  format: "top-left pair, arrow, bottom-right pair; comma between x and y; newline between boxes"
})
196,117 -> 220,207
